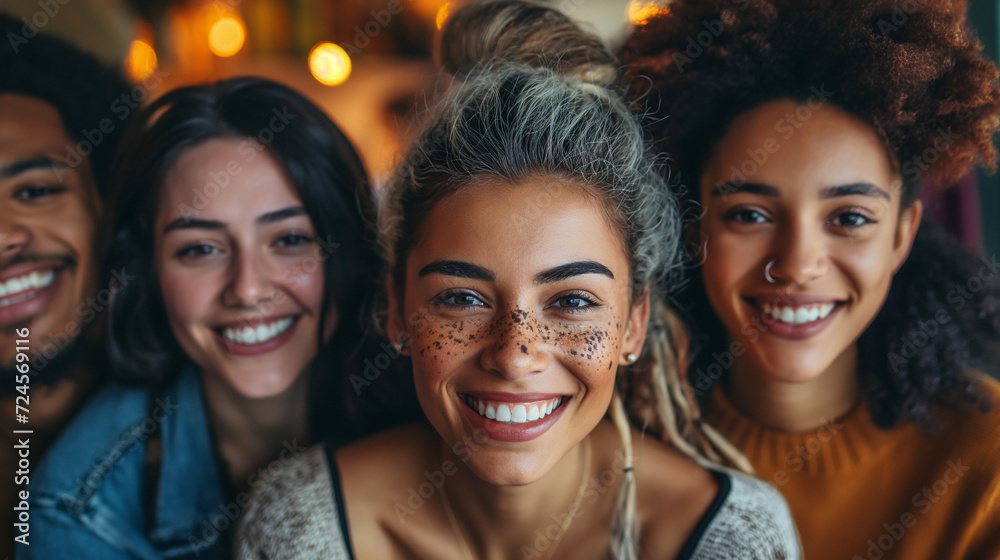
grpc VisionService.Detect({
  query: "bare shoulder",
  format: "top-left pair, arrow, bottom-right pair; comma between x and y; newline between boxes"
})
335,422 -> 439,508
622,427 -> 801,559
626,428 -> 720,557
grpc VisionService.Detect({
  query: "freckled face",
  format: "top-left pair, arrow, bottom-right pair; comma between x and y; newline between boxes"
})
394,178 -> 643,485
698,100 -> 920,383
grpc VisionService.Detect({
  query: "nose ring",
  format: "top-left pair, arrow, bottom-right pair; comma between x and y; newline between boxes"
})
765,260 -> 778,283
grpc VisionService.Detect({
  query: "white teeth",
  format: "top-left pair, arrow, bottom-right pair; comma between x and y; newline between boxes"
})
222,317 -> 295,345
794,307 -> 809,324
0,269 -> 56,299
760,301 -> 838,326
496,404 -> 512,422
512,404 -> 527,423
467,397 -> 563,425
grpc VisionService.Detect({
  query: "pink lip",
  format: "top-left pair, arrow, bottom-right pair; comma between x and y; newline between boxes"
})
211,317 -> 300,356
458,394 -> 570,443
745,299 -> 844,340
0,268 -> 62,328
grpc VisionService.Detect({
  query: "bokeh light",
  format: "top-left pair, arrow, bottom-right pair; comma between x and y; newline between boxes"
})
209,16 -> 246,57
436,3 -> 451,30
627,0 -> 670,26
124,38 -> 158,83
309,42 -> 352,86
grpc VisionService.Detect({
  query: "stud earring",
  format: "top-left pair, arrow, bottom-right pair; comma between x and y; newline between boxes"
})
625,353 -> 637,363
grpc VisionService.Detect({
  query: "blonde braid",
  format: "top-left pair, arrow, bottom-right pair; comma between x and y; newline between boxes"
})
620,296 -> 753,473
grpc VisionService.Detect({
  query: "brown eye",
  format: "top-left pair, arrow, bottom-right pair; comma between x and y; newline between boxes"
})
435,291 -> 485,307
832,212 -> 874,229
13,185 -> 65,201
176,244 -> 221,258
723,208 -> 769,224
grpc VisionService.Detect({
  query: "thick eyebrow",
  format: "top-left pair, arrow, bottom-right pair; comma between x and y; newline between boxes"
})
819,182 -> 891,201
255,205 -> 306,225
534,261 -> 614,284
162,205 -> 307,234
163,217 -> 226,234
418,260 -> 495,281
711,182 -> 779,198
0,156 -> 69,178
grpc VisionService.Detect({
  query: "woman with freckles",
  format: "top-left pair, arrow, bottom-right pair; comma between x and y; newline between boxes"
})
22,77 -> 400,559
621,0 -> 1000,558
238,2 -> 800,559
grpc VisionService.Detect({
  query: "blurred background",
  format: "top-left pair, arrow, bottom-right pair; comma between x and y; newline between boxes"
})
2,0 -> 999,255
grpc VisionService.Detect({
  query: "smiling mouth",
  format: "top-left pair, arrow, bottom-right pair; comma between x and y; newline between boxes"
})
216,316 -> 297,345
0,269 -> 57,308
460,394 -> 567,425
757,301 -> 841,326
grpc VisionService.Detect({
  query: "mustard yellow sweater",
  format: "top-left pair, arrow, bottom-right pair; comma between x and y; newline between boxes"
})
703,374 -> 1000,560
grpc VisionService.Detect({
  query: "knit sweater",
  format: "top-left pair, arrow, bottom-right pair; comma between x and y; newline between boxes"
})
703,373 -> 1000,560
236,441 -> 802,559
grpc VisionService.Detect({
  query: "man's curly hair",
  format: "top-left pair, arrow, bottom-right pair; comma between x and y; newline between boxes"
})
619,0 -> 1000,430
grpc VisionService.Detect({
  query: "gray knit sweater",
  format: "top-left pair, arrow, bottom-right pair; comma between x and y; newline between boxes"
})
237,444 -> 801,559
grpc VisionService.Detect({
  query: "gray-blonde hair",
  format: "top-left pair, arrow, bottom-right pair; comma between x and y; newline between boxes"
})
378,2 -> 751,558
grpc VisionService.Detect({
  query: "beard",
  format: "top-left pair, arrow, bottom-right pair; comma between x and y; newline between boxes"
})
0,331 -> 93,397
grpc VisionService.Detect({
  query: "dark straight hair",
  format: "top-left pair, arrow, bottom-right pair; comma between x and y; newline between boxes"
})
102,76 -> 415,441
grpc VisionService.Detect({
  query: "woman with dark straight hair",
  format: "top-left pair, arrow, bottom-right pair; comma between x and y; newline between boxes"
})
22,77 -> 401,560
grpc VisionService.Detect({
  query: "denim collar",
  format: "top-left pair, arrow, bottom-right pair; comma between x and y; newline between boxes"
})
148,366 -> 227,553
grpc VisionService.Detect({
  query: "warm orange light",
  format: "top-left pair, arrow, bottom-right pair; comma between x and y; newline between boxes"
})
309,42 -> 351,86
628,0 -> 670,26
209,16 -> 245,57
436,3 -> 451,30
124,38 -> 158,83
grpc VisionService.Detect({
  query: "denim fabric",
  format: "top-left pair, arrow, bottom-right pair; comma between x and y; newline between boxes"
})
20,367 -> 229,560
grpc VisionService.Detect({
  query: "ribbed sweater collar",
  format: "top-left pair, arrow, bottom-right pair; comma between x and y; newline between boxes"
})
704,384 -> 915,476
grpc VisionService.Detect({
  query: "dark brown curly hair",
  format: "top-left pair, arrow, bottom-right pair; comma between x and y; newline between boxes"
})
619,0 -> 1000,430
621,0 -> 1000,203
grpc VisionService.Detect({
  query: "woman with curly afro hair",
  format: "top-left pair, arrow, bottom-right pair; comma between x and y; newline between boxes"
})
621,0 -> 1000,558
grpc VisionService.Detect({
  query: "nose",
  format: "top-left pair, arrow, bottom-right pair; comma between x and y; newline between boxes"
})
769,218 -> 829,285
479,309 -> 550,382
0,213 -> 31,264
222,249 -> 275,308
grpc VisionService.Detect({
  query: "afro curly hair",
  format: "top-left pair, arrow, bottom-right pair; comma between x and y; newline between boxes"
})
0,13 -> 131,197
619,0 -> 1000,431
